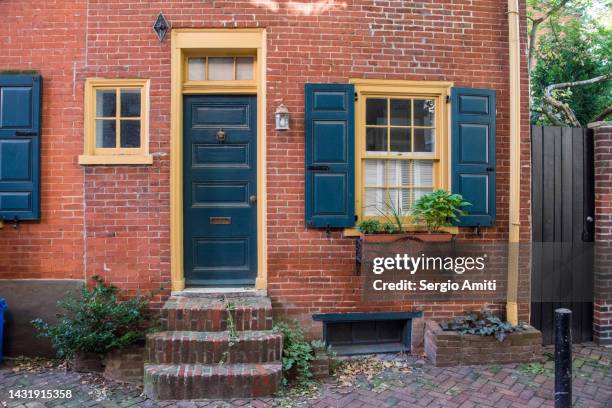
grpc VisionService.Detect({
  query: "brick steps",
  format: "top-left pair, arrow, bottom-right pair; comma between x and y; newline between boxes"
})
146,330 -> 283,364
143,362 -> 283,400
161,296 -> 273,331
145,294 -> 282,400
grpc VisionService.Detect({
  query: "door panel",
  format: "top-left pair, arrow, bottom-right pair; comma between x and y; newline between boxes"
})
183,95 -> 257,286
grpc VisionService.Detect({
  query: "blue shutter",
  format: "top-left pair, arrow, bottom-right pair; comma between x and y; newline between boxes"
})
451,87 -> 496,227
0,74 -> 41,221
304,83 -> 355,228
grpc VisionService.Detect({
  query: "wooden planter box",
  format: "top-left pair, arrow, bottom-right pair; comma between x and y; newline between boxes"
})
424,320 -> 542,367
103,344 -> 145,384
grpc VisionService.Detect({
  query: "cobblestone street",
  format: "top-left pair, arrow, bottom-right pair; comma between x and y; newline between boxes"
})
0,344 -> 609,408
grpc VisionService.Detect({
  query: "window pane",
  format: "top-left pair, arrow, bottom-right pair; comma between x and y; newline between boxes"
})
390,99 -> 410,126
414,99 -> 435,126
390,128 -> 410,153
366,128 -> 387,152
401,189 -> 411,212
387,160 -> 410,187
365,159 -> 385,187
236,57 -> 254,80
412,160 -> 433,186
414,129 -> 435,152
366,99 -> 387,125
96,89 -> 116,117
120,89 -> 141,117
208,57 -> 234,80
188,58 -> 205,81
95,120 -> 116,148
386,189 -> 401,214
120,120 -> 141,148
364,188 -> 384,216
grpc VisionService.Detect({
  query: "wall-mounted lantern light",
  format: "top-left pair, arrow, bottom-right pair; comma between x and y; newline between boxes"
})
275,103 -> 290,131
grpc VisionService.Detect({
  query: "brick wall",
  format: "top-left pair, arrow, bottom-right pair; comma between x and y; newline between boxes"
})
1,1 -> 531,330
592,122 -> 612,345
424,320 -> 542,366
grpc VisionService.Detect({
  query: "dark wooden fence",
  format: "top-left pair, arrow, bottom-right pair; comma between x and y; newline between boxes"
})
531,126 -> 595,345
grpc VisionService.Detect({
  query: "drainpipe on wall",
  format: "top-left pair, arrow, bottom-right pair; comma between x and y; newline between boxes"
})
506,0 -> 522,325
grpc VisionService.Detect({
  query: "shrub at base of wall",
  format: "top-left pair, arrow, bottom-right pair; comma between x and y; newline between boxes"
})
424,321 -> 542,367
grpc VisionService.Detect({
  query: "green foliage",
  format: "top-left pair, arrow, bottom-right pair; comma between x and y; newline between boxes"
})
377,198 -> 407,232
518,362 -> 552,376
410,189 -> 470,233
440,309 -> 526,342
273,321 -> 314,386
530,1 -> 612,125
31,276 -> 150,358
380,221 -> 400,234
356,219 -> 382,234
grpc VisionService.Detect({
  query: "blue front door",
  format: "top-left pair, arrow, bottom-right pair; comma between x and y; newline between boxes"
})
183,95 -> 257,286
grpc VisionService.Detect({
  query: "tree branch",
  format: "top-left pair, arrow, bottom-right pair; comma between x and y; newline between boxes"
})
543,73 -> 612,127
542,104 -> 566,126
591,105 -> 612,123
527,0 -> 571,73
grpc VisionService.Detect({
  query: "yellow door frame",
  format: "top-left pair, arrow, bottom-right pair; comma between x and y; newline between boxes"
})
170,28 -> 267,291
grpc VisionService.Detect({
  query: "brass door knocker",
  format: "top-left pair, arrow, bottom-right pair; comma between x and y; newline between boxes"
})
216,128 -> 226,144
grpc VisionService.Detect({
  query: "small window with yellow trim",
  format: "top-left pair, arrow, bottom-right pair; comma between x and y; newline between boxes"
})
79,79 -> 152,165
354,81 -> 451,222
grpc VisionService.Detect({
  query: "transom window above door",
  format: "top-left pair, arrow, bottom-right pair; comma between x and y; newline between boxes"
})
187,56 -> 255,81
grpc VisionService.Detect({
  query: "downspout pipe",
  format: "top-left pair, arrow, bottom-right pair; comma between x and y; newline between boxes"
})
506,0 -> 522,325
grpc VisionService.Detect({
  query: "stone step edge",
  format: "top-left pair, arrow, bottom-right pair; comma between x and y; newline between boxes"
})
146,330 -> 283,365
143,362 -> 282,399
162,297 -> 272,311
144,362 -> 283,374
147,329 -> 281,342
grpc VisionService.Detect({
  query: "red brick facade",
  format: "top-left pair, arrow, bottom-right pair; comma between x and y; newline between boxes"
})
592,122 -> 612,345
1,1 -> 531,333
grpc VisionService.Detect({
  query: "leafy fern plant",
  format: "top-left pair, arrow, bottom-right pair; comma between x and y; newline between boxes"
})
273,321 -> 314,386
440,309 -> 526,342
411,189 -> 471,232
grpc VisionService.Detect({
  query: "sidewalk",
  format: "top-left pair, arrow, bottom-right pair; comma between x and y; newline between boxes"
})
0,343 -> 609,407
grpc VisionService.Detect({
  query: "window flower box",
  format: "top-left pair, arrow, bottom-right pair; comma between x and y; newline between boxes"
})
356,232 -> 456,271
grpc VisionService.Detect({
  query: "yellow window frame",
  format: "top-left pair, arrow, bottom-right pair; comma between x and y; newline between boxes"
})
79,78 -> 152,165
350,79 -> 453,224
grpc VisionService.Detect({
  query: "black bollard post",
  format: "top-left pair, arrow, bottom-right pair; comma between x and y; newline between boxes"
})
554,308 -> 572,408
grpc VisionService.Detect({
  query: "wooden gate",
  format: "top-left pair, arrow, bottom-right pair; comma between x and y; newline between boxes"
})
531,126 -> 595,345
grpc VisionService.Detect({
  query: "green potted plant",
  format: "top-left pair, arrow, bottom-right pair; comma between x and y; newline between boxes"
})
410,189 -> 471,242
356,200 -> 411,243
32,276 -> 151,373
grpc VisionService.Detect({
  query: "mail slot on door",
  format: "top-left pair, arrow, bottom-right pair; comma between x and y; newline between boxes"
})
209,217 -> 231,225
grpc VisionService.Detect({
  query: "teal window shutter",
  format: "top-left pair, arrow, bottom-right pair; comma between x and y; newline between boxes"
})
304,83 -> 355,228
0,74 -> 42,221
451,87 -> 496,227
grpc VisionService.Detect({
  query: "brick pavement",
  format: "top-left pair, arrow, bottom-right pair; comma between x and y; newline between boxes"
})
0,343 -> 609,408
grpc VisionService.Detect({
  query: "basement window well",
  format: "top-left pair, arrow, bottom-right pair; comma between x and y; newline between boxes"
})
312,311 -> 422,355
